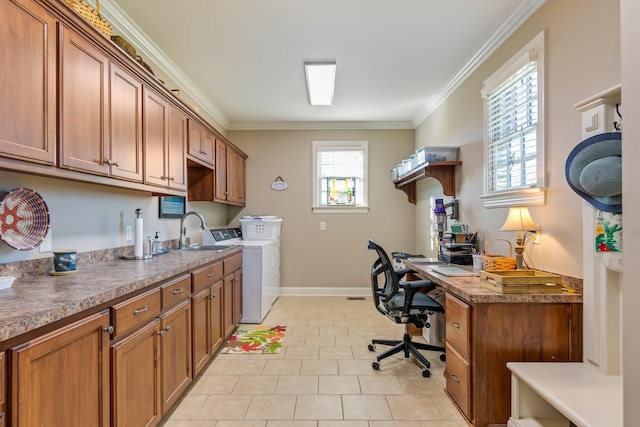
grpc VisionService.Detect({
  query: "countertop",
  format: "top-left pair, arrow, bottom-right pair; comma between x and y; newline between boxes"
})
0,247 -> 242,343
404,260 -> 583,305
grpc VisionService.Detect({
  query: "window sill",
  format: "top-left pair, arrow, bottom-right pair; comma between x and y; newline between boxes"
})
312,205 -> 370,214
479,187 -> 547,208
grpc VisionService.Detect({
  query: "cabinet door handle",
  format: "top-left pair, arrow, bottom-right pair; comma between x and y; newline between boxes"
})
449,373 -> 461,383
449,321 -> 461,329
104,325 -> 114,334
133,305 -> 148,315
173,288 -> 184,295
169,177 -> 175,181
207,272 -> 216,278
208,293 -> 217,300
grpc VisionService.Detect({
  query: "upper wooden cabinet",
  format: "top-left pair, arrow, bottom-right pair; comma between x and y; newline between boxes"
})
60,26 -> 143,182
143,87 -> 187,191
187,119 -> 215,166
0,0 -> 57,165
214,139 -> 247,206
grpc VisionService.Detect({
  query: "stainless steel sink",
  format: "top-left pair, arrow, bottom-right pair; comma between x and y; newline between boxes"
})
183,245 -> 239,252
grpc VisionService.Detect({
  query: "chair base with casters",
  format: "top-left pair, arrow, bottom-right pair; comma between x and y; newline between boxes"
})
367,239 -> 445,378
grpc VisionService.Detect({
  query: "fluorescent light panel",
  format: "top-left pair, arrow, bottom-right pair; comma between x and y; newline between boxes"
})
305,62 -> 336,106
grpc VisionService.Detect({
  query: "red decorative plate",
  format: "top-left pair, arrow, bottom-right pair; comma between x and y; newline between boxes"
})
0,188 -> 50,251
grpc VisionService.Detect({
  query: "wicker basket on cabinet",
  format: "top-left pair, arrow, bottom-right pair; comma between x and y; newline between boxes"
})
64,0 -> 112,37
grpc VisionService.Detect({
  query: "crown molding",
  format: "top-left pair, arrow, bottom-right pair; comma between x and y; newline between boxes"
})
411,0 -> 547,128
227,121 -> 415,131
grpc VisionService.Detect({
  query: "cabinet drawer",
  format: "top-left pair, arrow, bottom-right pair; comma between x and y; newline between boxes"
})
445,342 -> 472,420
224,252 -> 242,274
192,262 -> 223,293
445,293 -> 471,360
112,288 -> 161,337
161,274 -> 191,309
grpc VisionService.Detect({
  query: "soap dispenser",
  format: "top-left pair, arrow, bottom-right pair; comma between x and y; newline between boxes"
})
153,232 -> 162,255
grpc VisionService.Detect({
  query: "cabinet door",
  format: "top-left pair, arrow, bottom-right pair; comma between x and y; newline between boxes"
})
223,273 -> 235,338
11,311 -> 111,427
109,62 -> 143,182
187,120 -> 213,165
233,269 -> 243,325
214,139 -> 228,202
111,319 -> 161,427
0,351 -> 4,427
160,300 -> 192,414
143,87 -> 169,187
191,287 -> 211,377
0,0 -> 56,165
60,26 -> 109,175
167,105 -> 187,190
210,280 -> 224,354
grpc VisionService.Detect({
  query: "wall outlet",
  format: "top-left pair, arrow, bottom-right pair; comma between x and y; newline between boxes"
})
531,230 -> 541,245
125,225 -> 133,242
39,229 -> 52,253
320,222 -> 327,231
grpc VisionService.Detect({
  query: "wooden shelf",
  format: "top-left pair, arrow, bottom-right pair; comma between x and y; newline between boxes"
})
394,161 -> 462,204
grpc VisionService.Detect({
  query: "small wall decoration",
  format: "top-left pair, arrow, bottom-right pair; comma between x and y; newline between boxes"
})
271,176 -> 288,191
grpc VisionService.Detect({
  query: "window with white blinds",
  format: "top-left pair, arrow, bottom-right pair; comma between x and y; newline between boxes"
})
481,31 -> 546,207
312,141 -> 368,213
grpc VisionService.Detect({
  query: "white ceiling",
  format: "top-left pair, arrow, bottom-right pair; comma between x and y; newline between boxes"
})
103,0 -> 544,130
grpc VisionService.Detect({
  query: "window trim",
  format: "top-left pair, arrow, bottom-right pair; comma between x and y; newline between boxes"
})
480,31 -> 547,208
312,140 -> 369,214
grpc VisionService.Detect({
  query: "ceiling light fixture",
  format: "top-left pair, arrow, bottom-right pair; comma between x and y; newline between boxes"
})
304,62 -> 336,106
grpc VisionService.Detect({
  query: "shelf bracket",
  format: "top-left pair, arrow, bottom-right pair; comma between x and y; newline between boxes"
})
394,161 -> 461,205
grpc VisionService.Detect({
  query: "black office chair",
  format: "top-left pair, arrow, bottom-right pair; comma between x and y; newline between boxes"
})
367,239 -> 445,377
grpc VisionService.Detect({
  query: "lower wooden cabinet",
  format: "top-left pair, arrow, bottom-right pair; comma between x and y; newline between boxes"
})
10,311 -> 111,427
0,351 -> 4,427
111,318 -> 162,427
160,300 -> 192,413
192,280 -> 224,377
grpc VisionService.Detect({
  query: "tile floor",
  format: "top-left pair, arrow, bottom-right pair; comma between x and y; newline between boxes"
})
161,296 -> 468,427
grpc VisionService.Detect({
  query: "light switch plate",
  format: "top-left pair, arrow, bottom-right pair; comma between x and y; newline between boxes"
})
125,225 -> 133,242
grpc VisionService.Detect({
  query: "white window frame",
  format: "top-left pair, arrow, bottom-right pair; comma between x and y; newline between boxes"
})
312,140 -> 369,213
480,31 -> 547,208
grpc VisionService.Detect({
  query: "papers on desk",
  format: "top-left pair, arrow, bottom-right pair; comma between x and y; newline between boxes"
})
429,266 -> 479,277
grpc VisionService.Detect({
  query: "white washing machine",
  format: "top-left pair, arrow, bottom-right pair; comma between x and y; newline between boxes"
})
203,227 -> 280,323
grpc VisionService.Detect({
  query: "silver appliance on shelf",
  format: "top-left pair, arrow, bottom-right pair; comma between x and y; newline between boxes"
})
203,225 -> 281,323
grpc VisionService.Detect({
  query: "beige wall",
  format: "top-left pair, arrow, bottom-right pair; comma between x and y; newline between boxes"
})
228,129 -> 415,290
414,0 -> 620,279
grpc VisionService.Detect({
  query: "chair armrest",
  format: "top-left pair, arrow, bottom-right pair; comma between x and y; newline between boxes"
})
399,279 -> 432,289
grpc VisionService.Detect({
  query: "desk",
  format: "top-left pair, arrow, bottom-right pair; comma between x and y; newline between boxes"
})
405,261 -> 583,427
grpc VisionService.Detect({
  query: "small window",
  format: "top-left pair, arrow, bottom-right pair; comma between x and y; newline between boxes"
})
480,31 -> 547,208
312,141 -> 368,213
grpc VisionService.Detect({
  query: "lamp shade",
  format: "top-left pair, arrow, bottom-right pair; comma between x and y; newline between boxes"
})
500,207 -> 538,232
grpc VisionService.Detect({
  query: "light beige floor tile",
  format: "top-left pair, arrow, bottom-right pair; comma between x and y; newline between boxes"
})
300,359 -> 339,375
319,326 -> 349,336
233,375 -> 278,394
284,336 -> 307,346
289,325 -> 320,336
305,335 -> 337,347
430,395 -> 466,421
285,346 -> 320,360
224,359 -> 267,375
267,421 -> 317,427
294,395 -> 343,420
190,375 -> 238,394
358,376 -> 404,394
307,318 -> 336,327
386,395 -> 443,421
319,346 -> 353,360
369,422 -> 421,427
398,375 -> 446,395
244,395 -> 296,420
166,394 -> 208,420
334,335 -> 367,347
276,375 -> 319,394
351,346 -> 378,360
203,358 -> 232,375
263,359 -> 302,375
196,395 -> 253,420
318,375 -> 361,394
332,319 -> 362,328
419,421 -> 468,427
318,422 -> 368,427
162,421 -> 215,427
214,422 -> 267,427
338,359 -> 379,375
347,326 -> 378,336
342,395 -> 393,420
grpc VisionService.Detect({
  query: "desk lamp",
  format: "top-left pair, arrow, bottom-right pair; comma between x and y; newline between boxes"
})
500,206 -> 538,270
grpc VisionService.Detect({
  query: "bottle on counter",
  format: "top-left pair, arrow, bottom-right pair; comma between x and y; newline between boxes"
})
153,232 -> 162,255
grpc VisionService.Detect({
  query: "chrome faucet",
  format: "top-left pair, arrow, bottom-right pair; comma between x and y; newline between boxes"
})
179,211 -> 208,249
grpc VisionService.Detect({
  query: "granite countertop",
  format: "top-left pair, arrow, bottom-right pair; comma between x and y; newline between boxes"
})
0,247 -> 242,343
405,261 -> 583,305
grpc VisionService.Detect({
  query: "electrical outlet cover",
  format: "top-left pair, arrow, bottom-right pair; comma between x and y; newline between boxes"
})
39,229 -> 52,253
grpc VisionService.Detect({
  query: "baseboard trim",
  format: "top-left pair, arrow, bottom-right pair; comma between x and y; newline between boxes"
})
278,287 -> 370,297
